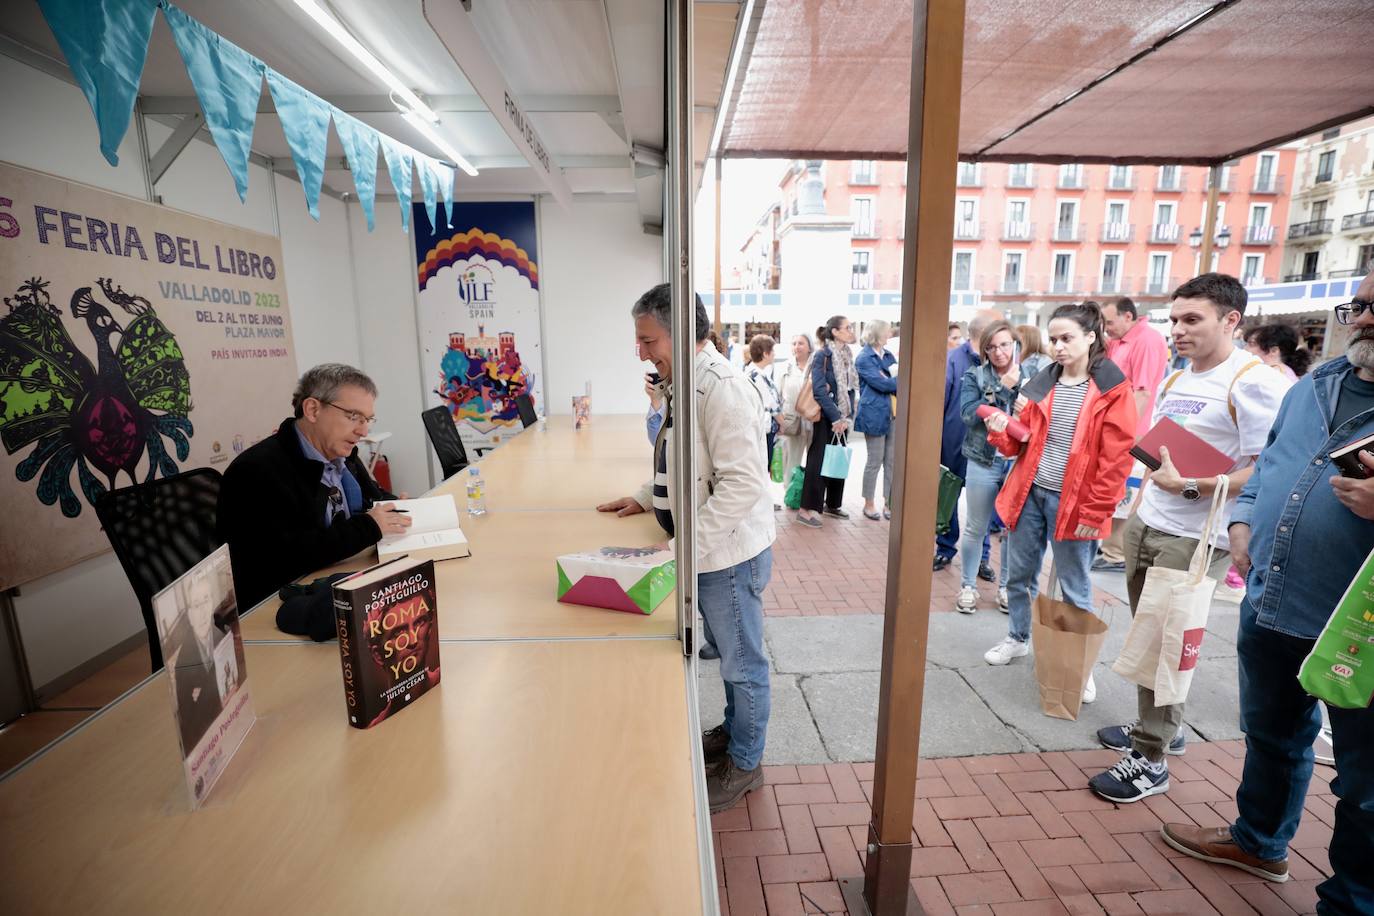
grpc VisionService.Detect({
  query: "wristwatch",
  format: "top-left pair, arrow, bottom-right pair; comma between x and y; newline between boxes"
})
1181,479 -> 1201,501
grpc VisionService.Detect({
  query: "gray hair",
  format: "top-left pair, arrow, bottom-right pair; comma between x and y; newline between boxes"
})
631,282 -> 711,343
861,319 -> 891,347
292,363 -> 377,418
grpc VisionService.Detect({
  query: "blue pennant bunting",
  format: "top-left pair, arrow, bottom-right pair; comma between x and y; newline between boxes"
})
163,2 -> 264,202
37,0 -> 158,166
380,139 -> 414,233
437,162 -> 456,229
417,154 -> 442,233
332,109 -> 379,231
265,70 -> 331,220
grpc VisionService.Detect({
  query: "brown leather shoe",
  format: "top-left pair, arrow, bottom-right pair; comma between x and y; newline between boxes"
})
1160,824 -> 1289,882
707,756 -> 763,813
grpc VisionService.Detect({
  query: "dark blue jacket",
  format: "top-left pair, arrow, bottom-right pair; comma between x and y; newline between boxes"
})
941,341 -> 980,477
810,346 -> 853,424
959,361 -> 1029,467
855,347 -> 898,436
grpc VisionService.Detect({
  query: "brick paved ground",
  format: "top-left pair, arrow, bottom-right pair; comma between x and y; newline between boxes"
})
711,743 -> 1336,916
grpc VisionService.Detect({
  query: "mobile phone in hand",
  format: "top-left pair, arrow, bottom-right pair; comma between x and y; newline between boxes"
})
646,372 -> 662,384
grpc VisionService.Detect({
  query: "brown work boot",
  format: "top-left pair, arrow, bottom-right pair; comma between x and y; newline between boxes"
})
707,756 -> 763,813
1160,824 -> 1289,882
702,723 -> 730,765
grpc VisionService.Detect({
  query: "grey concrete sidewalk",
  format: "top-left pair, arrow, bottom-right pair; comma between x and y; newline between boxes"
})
697,568 -> 1246,764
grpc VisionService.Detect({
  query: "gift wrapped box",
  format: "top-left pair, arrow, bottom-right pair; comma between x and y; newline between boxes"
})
556,546 -> 675,615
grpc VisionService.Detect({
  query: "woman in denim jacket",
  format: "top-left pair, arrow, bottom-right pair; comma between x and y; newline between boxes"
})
855,319 -> 899,520
954,320 -> 1029,613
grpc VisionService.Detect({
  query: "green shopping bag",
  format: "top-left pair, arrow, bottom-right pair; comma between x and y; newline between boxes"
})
770,444 -> 784,483
784,466 -> 804,509
935,465 -> 963,536
1299,544 -> 1374,709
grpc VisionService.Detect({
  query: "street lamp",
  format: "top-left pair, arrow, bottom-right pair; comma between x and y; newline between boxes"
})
1189,227 -> 1203,248
1216,226 -> 1232,249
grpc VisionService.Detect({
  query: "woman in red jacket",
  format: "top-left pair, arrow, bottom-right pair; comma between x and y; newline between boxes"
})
981,302 -> 1137,697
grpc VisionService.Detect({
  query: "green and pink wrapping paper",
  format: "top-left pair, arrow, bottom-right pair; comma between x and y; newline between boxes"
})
556,546 -> 676,615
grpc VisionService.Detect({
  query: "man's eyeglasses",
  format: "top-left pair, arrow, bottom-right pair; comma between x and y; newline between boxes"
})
321,400 -> 376,427
1335,298 -> 1374,326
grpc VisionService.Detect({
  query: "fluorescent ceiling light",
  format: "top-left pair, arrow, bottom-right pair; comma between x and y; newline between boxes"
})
402,110 -> 480,177
294,0 -> 438,123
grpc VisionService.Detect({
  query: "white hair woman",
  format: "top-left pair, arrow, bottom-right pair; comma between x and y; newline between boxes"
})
775,333 -> 814,494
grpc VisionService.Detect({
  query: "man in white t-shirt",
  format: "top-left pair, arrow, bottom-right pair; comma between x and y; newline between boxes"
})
1088,273 -> 1289,804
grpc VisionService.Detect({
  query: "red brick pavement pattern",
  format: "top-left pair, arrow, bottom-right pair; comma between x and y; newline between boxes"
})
712,740 -> 1334,915
766,512 -> 1127,618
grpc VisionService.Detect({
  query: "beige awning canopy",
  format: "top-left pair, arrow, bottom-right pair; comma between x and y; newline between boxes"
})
714,0 -> 1374,164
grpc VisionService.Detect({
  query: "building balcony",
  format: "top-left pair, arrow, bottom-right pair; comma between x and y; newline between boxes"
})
954,219 -> 982,240
1251,173 -> 1284,194
1288,219 -> 1334,240
1057,171 -> 1085,190
1244,224 -> 1278,245
1156,172 -> 1186,192
1105,173 -> 1135,191
1002,220 -> 1035,241
1053,222 -> 1085,242
1329,268 -> 1370,279
1283,272 -> 1320,282
1241,274 -> 1274,288
1050,275 -> 1087,295
1006,167 -> 1035,188
1101,222 -> 1135,243
956,166 -> 982,188
1142,276 -> 1181,296
1341,210 -> 1374,233
852,219 -> 880,240
999,279 -> 1026,294
1314,168 -> 1335,185
1098,276 -> 1133,295
1151,223 -> 1182,244
1206,171 -> 1234,193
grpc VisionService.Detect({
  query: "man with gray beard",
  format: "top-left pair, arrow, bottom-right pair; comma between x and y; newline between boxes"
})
1159,272 -> 1374,913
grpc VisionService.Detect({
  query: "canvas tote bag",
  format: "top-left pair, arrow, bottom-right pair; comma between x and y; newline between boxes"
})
1112,477 -> 1229,707
1031,565 -> 1110,720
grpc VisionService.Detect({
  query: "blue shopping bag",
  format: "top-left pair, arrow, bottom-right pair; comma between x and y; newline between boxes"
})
820,433 -> 852,479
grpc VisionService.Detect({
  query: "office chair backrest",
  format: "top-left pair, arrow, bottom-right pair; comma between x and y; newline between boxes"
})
421,405 -> 470,479
94,468 -> 224,672
516,392 -> 537,428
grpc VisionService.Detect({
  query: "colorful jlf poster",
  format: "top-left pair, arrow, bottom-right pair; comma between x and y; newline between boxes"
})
0,162 -> 298,590
413,201 -> 541,457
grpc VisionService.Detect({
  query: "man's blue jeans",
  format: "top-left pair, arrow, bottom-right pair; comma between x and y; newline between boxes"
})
937,498 -> 991,563
960,458 -> 1010,589
1232,600 -> 1374,915
1005,485 -> 1097,643
698,547 -> 773,771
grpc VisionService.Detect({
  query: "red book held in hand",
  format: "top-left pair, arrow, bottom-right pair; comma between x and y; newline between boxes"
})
975,404 -> 1030,442
1131,417 -> 1234,477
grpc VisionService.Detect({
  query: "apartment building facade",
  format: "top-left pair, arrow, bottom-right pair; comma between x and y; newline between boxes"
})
743,151 -> 1299,325
1284,115 -> 1374,283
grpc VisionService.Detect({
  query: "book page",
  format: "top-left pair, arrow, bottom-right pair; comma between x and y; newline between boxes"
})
379,527 -> 468,558
385,495 -> 461,536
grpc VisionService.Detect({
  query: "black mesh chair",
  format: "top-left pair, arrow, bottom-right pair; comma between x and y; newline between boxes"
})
516,392 -> 537,428
93,468 -> 224,672
422,405 -> 469,479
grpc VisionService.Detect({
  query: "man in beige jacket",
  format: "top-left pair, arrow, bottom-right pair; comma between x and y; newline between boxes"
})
598,283 -> 776,813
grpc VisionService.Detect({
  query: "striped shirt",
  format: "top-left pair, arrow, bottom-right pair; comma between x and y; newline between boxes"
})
1033,379 -> 1090,492
652,409 -> 674,537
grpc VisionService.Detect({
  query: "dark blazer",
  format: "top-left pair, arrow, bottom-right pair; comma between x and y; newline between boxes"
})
216,418 -> 392,609
809,346 -> 851,424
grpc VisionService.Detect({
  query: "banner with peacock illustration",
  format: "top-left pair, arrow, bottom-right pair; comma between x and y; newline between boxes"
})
0,161 -> 298,590
412,200 -> 542,459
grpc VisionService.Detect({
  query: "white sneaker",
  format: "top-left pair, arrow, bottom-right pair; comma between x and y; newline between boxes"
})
1082,672 -> 1097,704
984,637 -> 1029,666
997,588 -> 1009,612
955,586 -> 978,614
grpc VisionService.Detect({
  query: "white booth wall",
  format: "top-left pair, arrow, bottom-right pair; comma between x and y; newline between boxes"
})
1,54 -> 663,693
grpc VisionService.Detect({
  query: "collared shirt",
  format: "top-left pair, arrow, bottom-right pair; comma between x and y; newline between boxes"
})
295,422 -> 359,525
1232,357 -> 1374,638
1107,320 -> 1169,418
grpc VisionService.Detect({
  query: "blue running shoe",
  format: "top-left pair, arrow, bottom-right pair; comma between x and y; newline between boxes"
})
1089,751 -> 1170,803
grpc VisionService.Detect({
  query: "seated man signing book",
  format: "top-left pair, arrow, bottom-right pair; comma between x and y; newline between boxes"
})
1088,274 -> 1289,803
217,364 -> 409,608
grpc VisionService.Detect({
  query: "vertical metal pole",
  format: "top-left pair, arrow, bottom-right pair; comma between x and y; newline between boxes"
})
845,1 -> 965,914
1200,165 -> 1221,274
714,156 -> 723,335
133,100 -> 157,203
266,158 -> 283,239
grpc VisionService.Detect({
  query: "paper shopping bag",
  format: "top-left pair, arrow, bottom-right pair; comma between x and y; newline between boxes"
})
1112,478 -> 1227,707
820,434 -> 852,479
1032,593 -> 1109,720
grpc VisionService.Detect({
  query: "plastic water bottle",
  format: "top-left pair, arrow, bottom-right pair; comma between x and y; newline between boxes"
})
466,466 -> 486,516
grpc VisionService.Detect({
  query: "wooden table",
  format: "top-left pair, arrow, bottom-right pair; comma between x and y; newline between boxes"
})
0,416 -> 711,914
0,640 -> 703,915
